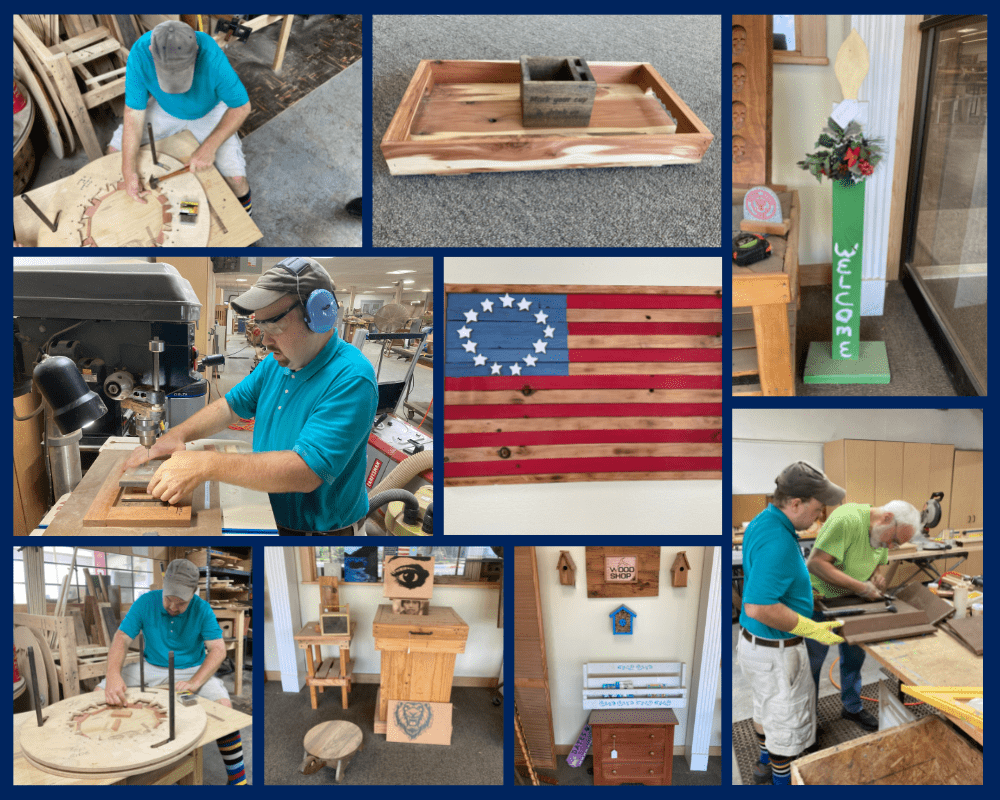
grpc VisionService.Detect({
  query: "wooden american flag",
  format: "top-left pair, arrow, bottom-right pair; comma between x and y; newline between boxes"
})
443,284 -> 723,486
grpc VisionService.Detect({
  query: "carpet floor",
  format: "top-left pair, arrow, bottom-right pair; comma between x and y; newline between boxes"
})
372,15 -> 721,248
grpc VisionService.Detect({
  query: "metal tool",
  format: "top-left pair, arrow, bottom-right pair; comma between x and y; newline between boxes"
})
27,647 -> 45,726
138,633 -> 145,691
151,650 -> 176,748
215,15 -> 252,42
147,124 -> 162,167
131,337 -> 167,462
148,163 -> 191,190
20,194 -> 60,232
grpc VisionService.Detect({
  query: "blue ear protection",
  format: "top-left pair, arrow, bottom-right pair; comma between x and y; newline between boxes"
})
276,257 -> 338,333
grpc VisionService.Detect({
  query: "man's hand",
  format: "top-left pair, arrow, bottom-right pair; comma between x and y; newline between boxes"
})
790,614 -> 845,645
122,429 -> 187,472
188,142 -> 219,172
148,450 -> 214,505
871,570 -> 887,592
124,172 -> 149,204
858,580 -> 882,600
103,673 -> 128,706
175,680 -> 201,694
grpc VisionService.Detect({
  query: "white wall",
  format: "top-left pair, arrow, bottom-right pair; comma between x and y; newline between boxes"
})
534,546 -> 721,751
14,256 -> 153,266
263,552 -> 504,680
732,408 -> 983,493
443,257 -> 723,535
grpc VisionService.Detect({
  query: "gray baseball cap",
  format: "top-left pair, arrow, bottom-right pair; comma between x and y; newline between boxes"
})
162,559 -> 200,602
230,257 -> 335,315
775,461 -> 846,506
150,21 -> 198,94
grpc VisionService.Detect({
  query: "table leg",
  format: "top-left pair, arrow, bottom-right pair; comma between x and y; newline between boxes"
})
340,644 -> 349,709
304,645 -> 318,710
752,302 -> 794,396
234,610 -> 244,699
314,645 -> 324,694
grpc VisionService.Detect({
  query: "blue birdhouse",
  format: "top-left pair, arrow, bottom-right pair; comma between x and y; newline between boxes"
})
610,604 -> 637,635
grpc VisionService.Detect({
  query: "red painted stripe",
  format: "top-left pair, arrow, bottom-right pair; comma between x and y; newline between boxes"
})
444,429 -> 722,448
445,403 -> 722,419
445,375 -> 722,391
566,295 -> 721,309
569,348 -> 722,362
444,456 -> 723,478
568,322 -> 722,336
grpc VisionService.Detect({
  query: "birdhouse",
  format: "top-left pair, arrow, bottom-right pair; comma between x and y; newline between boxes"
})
557,550 -> 577,586
610,604 -> 637,635
671,552 -> 691,587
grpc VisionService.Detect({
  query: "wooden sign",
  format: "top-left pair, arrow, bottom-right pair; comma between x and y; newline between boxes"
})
443,284 -> 723,486
383,555 -> 435,599
586,547 -> 660,597
386,700 -> 453,745
732,15 -> 773,186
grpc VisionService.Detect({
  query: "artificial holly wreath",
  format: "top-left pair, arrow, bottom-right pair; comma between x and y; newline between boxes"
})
797,116 -> 884,186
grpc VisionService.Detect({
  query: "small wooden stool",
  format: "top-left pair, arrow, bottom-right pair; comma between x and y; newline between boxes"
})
300,721 -> 363,782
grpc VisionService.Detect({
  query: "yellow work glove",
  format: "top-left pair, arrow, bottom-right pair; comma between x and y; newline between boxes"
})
790,614 -> 845,645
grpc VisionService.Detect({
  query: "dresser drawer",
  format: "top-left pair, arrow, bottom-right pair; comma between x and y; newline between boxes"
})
599,760 -> 665,782
597,727 -> 667,760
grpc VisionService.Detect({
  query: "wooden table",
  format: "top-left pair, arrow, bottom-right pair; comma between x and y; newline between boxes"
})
732,188 -> 800,396
371,604 -> 468,734
294,620 -> 355,710
13,694 -> 252,785
213,607 -> 247,699
301,721 -> 363,782
863,630 -> 983,744
588,708 -> 679,786
14,130 -> 261,247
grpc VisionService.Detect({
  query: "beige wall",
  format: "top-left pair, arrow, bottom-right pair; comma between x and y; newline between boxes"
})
154,256 -> 214,356
534,546 -> 721,750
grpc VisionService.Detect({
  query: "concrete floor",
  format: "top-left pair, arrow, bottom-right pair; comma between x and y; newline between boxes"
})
729,621 -> 884,785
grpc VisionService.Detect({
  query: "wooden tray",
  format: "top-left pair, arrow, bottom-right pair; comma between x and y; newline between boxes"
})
382,59 -> 712,175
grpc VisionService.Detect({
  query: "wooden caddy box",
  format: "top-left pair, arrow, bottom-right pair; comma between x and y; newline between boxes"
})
382,59 -> 712,175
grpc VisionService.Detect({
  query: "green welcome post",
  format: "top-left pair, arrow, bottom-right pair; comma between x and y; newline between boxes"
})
800,29 -> 890,384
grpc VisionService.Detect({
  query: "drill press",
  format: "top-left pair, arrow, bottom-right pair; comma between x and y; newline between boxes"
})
123,337 -> 168,470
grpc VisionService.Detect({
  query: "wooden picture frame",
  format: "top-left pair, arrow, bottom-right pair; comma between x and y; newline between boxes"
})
320,611 -> 350,636
585,547 -> 660,597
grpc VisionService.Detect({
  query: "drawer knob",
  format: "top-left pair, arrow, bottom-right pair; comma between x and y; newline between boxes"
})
649,769 -> 654,775
649,734 -> 655,739
611,770 -> 617,775
650,751 -> 655,756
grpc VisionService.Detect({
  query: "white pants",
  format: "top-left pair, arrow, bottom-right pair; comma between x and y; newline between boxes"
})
98,658 -> 230,703
109,99 -> 247,178
737,632 -> 816,756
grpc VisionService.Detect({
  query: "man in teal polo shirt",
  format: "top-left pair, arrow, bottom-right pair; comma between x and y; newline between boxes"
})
107,20 -> 253,215
805,500 -> 919,732
737,462 -> 846,784
123,257 -> 378,535
99,559 -> 247,784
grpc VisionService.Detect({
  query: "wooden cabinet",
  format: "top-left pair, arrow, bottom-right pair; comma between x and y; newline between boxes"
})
949,451 -> 983,530
371,604 -> 468,734
589,709 -> 678,786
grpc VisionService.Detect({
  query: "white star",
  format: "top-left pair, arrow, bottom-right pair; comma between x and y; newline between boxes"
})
523,354 -> 538,367
480,298 -> 494,313
490,362 -> 502,375
462,340 -> 477,353
532,339 -> 548,354
456,325 -> 472,339
499,293 -> 515,308
473,353 -> 487,366
543,325 -> 556,338
509,363 -> 522,375
463,309 -> 479,323
517,297 -> 532,311
534,310 -> 548,324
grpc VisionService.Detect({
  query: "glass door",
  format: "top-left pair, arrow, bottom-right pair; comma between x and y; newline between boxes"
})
901,15 -> 987,395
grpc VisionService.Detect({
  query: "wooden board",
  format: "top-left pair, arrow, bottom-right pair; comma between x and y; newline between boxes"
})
944,615 -> 983,656
13,41 -> 67,159
585,547 -> 660,598
893,583 -> 955,627
819,598 -> 935,645
14,627 -> 52,708
731,15 -> 772,186
83,458 -> 194,527
386,700 -> 452,745
382,60 -> 712,175
303,720 -> 363,760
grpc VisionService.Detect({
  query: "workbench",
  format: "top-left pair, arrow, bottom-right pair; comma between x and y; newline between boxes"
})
294,620 -> 355,710
214,606 -> 248,699
13,694 -> 252,785
34,438 -> 276,535
732,188 -> 800,396
14,130 -> 261,247
371,604 -> 468,734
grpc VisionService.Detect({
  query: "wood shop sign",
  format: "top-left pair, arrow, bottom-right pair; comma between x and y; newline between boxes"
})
605,556 -> 637,582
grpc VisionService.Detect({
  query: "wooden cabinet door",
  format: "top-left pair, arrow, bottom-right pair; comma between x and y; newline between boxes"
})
874,441 -> 904,507
927,444 -> 955,536
844,440 -> 876,505
949,451 -> 983,529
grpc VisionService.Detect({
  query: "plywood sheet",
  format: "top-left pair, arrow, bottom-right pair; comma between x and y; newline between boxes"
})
386,700 -> 452,745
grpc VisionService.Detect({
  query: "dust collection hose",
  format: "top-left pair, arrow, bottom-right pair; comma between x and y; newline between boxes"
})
368,489 -> 421,525
366,449 -> 433,534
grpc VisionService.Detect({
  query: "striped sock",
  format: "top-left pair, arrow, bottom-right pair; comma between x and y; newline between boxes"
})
755,729 -> 770,765
217,731 -> 247,785
237,188 -> 252,218
769,752 -> 796,785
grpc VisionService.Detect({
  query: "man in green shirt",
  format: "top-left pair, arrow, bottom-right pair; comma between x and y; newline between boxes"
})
805,500 -> 920,731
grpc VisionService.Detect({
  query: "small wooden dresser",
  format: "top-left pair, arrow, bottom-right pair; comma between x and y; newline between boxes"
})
588,708 -> 679,786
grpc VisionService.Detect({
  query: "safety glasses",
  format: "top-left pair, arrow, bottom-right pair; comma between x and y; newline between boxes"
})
254,301 -> 301,335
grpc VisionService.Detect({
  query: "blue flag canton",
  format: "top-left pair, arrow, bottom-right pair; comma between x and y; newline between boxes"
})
447,292 -> 569,377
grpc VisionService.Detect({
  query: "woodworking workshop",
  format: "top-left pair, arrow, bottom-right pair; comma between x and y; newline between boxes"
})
731,408 -> 983,785
731,15 -> 986,396
14,256 -> 433,536
443,255 -> 722,535
514,546 -> 722,786
14,14 -> 362,247
373,15 -> 720,248
14,546 -> 253,785
263,546 -> 503,784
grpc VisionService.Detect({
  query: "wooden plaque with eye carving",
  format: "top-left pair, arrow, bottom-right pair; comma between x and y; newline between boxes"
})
732,15 -> 772,186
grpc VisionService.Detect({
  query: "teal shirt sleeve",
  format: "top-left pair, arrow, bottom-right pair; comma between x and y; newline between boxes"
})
225,360 -> 266,420
742,536 -> 795,606
202,33 -> 249,108
124,36 -> 153,110
196,599 -> 224,642
293,374 -> 377,484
